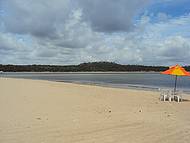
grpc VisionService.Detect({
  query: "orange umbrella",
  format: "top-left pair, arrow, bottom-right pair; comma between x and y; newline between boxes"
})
161,64 -> 190,92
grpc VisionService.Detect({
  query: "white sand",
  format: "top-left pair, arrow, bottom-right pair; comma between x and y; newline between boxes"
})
0,78 -> 190,143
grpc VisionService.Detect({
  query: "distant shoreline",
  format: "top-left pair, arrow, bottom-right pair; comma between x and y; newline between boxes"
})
1,71 -> 160,74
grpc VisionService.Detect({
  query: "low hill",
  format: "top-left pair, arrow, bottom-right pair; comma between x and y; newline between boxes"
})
77,62 -> 168,72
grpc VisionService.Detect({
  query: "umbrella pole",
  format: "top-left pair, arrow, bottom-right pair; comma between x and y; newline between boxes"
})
174,75 -> 177,93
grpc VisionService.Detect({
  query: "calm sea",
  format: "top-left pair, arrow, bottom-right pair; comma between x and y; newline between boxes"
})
1,72 -> 190,93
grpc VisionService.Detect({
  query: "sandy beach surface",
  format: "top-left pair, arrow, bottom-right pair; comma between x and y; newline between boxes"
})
0,78 -> 190,143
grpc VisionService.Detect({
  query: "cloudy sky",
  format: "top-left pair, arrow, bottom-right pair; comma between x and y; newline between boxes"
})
0,0 -> 190,65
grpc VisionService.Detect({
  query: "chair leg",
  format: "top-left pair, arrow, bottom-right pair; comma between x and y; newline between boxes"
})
177,96 -> 180,102
160,95 -> 162,101
164,95 -> 167,101
169,96 -> 172,102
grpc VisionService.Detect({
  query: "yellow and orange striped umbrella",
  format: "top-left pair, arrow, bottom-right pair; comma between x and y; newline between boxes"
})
161,64 -> 190,76
161,64 -> 190,92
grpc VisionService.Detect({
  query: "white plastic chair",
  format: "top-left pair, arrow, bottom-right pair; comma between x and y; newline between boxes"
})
159,89 -> 169,101
174,90 -> 183,102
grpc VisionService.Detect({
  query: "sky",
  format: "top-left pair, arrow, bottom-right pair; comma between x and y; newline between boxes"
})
0,0 -> 190,66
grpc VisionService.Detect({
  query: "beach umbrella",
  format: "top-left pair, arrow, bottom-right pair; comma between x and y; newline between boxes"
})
161,64 -> 190,93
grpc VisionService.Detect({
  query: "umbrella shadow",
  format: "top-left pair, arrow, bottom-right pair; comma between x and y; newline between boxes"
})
182,98 -> 190,102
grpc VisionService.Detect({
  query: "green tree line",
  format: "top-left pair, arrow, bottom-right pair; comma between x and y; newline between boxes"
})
0,62 -> 189,72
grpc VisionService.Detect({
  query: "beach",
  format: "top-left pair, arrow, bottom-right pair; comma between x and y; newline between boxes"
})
0,78 -> 190,143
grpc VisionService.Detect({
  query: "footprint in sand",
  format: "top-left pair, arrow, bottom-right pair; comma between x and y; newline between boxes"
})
36,117 -> 41,120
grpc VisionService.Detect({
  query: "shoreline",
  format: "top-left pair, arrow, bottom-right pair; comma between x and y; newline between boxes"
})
58,80 -> 190,94
2,76 -> 160,92
2,76 -> 190,94
56,80 -> 160,91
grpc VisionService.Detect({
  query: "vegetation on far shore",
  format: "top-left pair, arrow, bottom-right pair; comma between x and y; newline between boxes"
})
0,61 -> 189,72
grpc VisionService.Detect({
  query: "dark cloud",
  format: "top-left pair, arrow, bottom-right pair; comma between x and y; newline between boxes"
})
77,0 -> 149,32
2,0 -> 72,37
2,0 -> 150,36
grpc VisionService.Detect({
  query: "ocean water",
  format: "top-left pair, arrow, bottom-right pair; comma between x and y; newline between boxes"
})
1,72 -> 190,92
